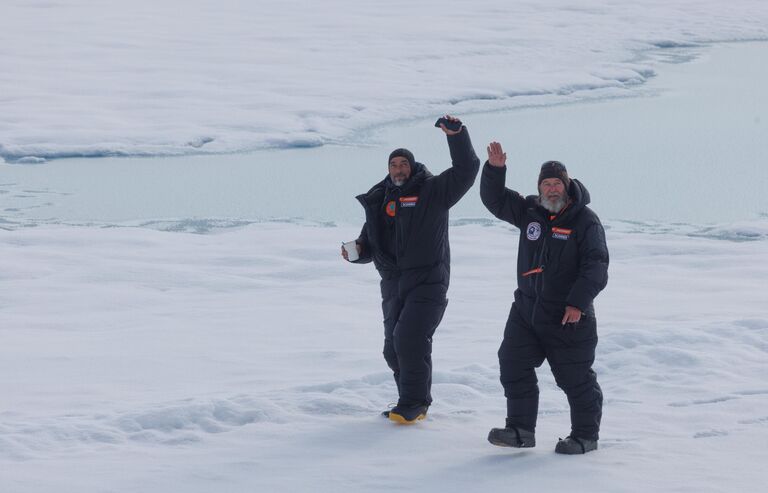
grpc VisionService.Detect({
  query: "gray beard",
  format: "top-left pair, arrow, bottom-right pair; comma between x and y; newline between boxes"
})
392,177 -> 407,187
539,194 -> 568,213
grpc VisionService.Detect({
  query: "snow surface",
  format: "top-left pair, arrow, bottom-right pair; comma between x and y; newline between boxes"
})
1,39 -> 767,227
1,0 -> 768,161
1,222 -> 767,492
1,1 -> 767,491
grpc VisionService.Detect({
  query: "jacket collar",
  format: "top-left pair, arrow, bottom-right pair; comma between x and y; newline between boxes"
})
359,162 -> 432,204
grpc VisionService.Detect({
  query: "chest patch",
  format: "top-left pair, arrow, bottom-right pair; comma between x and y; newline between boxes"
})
385,200 -> 397,217
399,196 -> 418,208
552,227 -> 572,240
526,222 -> 542,241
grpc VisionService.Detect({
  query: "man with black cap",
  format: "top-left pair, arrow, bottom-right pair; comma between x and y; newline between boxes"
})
480,141 -> 608,454
341,115 -> 480,424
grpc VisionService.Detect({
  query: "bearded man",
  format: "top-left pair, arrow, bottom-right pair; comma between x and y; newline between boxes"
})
480,142 -> 609,454
342,116 -> 480,424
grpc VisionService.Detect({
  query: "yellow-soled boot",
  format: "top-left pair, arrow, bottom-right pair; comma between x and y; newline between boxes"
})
388,404 -> 429,424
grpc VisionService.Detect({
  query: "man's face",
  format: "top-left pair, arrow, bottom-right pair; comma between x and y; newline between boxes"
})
389,157 -> 411,186
539,178 -> 567,213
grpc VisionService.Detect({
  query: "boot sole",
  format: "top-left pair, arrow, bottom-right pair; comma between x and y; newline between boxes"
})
388,412 -> 427,424
555,442 -> 598,454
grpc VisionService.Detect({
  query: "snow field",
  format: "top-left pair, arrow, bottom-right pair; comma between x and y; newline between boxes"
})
1,221 -> 766,491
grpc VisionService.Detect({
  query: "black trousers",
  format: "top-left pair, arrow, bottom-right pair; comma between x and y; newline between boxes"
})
380,277 -> 448,407
499,303 -> 603,440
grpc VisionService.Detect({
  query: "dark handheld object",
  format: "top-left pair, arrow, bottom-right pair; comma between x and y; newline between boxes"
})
434,117 -> 462,132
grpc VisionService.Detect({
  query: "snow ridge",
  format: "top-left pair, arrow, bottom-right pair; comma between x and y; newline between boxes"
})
2,1 -> 768,162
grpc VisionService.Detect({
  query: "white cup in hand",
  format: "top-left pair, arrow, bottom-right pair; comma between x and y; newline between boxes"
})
343,241 -> 359,261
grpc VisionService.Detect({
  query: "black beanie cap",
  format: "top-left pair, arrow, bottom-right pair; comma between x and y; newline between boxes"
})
388,148 -> 415,167
538,160 -> 570,188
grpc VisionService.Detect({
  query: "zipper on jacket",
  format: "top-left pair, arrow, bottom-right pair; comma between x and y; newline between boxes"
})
530,227 -> 549,326
391,189 -> 404,261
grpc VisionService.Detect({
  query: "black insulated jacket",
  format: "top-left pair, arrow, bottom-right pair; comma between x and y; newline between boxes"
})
480,162 -> 608,323
353,129 -> 480,283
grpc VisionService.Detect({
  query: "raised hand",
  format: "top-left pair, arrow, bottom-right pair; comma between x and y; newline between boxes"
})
487,141 -> 507,167
438,114 -> 463,135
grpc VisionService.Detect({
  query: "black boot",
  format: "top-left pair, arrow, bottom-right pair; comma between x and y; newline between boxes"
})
388,403 -> 429,424
555,436 -> 598,454
488,426 -> 535,448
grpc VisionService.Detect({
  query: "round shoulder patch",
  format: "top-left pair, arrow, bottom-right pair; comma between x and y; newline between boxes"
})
526,222 -> 542,241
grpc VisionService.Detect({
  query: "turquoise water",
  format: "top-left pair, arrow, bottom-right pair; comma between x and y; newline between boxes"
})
1,42 -> 766,228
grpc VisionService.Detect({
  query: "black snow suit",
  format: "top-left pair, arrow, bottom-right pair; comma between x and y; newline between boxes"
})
480,162 -> 609,440
352,129 -> 480,407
